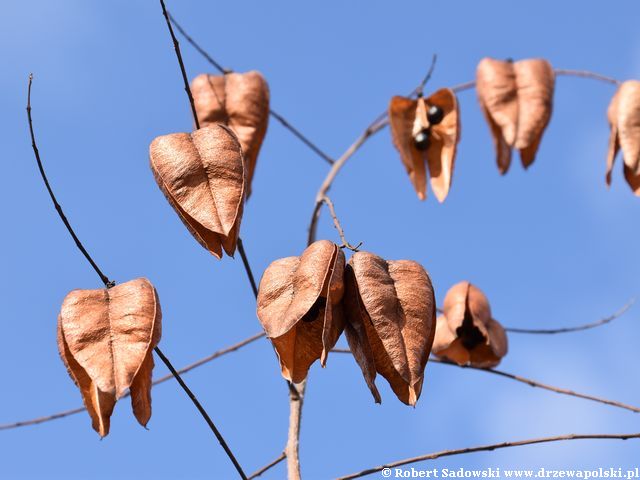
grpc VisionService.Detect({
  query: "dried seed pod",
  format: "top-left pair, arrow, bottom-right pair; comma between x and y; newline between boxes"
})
389,89 -> 460,202
149,124 -> 246,258
57,278 -> 162,437
256,240 -> 345,383
606,80 -> 640,195
343,251 -> 436,406
476,58 -> 555,173
432,281 -> 507,368
191,71 -> 270,197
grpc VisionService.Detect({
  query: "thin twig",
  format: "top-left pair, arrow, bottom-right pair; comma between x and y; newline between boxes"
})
0,332 -> 266,431
248,452 -> 287,480
448,68 -> 619,96
27,70 -> 249,478
416,54 -> 438,97
286,380 -> 306,480
159,0 -> 200,129
331,348 -> 640,413
335,432 -> 640,479
555,68 -> 620,85
505,299 -> 634,334
322,195 -> 362,251
429,357 -> 640,414
167,11 -> 228,74
154,346 -> 248,480
168,11 -> 335,165
237,237 -> 258,298
451,80 -> 476,93
27,74 -> 114,288
307,117 -> 389,245
435,297 -> 633,335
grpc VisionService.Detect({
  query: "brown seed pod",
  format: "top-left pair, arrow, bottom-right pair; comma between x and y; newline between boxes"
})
256,240 -> 345,383
432,281 -> 507,368
57,278 -> 162,437
343,251 -> 436,406
149,124 -> 246,259
476,58 -> 555,174
606,80 -> 640,195
191,71 -> 270,197
389,89 -> 460,202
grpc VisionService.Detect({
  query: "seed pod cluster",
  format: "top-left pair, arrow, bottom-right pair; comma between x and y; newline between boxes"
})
389,89 -> 460,202
191,71 -> 270,197
476,58 -> 555,174
57,278 -> 162,437
606,80 -> 640,195
257,241 -> 436,405
432,281 -> 507,368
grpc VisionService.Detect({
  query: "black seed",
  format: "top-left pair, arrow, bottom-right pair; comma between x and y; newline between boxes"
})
427,104 -> 444,125
413,129 -> 430,150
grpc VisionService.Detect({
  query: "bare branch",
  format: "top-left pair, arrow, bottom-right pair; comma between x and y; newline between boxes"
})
248,452 -> 287,480
159,0 -> 200,129
504,299 -> 634,334
153,347 -> 248,479
0,332 -> 265,431
286,380 -> 306,480
331,348 -> 640,414
237,238 -> 259,298
26,74 -> 114,288
555,68 -> 620,85
416,54 -> 438,97
307,116 -> 389,245
434,299 -> 633,335
429,357 -> 640,414
167,11 -> 335,165
335,432 -> 640,479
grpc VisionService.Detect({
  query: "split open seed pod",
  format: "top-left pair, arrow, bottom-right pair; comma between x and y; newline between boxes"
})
256,240 -> 345,383
606,80 -> 640,195
389,88 -> 460,202
343,251 -> 436,406
57,278 -> 161,437
432,281 -> 507,368
150,124 -> 246,259
191,71 -> 270,197
476,58 -> 555,174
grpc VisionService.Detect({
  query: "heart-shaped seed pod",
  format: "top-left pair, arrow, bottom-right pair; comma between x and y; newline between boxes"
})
606,80 -> 640,195
191,71 -> 270,198
256,240 -> 345,383
432,281 -> 507,368
389,88 -> 460,202
57,278 -> 162,437
343,251 -> 436,406
476,58 -> 555,174
149,124 -> 246,259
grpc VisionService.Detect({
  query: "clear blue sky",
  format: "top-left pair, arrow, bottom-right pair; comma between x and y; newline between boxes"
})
2,1 -> 640,479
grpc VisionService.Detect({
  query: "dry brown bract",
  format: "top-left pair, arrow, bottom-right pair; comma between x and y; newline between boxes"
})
606,80 -> 640,195
150,124 -> 245,258
389,89 -> 460,202
191,71 -> 270,197
343,252 -> 436,406
256,240 -> 345,383
432,281 -> 507,368
476,58 -> 555,174
57,278 -> 161,437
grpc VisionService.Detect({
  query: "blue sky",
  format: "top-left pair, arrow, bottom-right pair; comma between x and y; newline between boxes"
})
2,1 -> 640,479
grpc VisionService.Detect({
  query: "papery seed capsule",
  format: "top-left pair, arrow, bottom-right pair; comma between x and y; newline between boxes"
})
427,104 -> 444,125
414,129 -> 431,150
